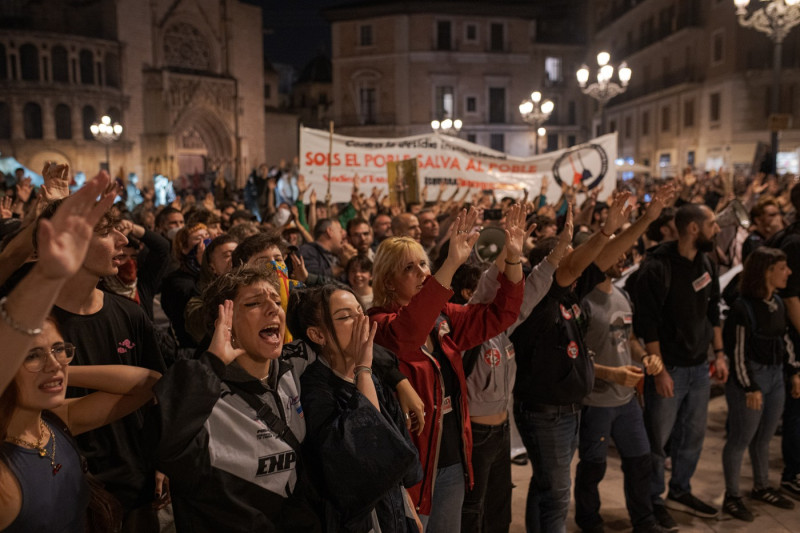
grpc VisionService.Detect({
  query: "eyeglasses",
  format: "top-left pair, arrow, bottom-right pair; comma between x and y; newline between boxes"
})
23,343 -> 76,372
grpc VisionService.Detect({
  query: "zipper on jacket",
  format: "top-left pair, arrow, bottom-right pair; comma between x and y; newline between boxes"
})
418,344 -> 446,512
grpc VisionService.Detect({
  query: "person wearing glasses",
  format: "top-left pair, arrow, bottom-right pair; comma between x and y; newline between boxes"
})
0,317 -> 161,532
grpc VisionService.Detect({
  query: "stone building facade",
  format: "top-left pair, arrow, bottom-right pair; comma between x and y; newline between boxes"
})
591,0 -> 800,175
325,1 -> 589,157
0,0 -> 265,186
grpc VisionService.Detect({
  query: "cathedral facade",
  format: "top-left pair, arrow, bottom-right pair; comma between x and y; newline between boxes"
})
0,0 -> 265,186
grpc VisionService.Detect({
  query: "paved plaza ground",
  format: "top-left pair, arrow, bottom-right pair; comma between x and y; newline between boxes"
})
509,395 -> 800,532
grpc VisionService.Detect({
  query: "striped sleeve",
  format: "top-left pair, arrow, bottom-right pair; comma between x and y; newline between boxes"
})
724,302 -> 759,392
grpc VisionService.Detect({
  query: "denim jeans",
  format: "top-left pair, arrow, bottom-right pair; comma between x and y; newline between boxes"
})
575,398 -> 654,529
420,463 -> 465,533
723,362 -> 785,496
514,402 -> 579,533
783,385 -> 800,482
461,421 -> 511,533
644,362 -> 710,504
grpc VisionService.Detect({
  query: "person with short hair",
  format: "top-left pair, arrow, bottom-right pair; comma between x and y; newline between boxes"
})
391,213 -> 421,242
633,203 -> 730,529
346,217 -> 375,261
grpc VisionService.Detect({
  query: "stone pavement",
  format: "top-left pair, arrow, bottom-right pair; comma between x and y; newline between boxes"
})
509,395 -> 800,532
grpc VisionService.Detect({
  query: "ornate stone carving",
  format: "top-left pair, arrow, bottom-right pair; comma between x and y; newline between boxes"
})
163,22 -> 211,71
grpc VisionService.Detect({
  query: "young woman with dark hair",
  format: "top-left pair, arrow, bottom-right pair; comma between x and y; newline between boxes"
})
722,247 -> 800,520
0,317 -> 161,532
288,284 -> 423,531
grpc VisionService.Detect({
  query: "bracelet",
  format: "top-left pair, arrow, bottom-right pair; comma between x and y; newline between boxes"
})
353,365 -> 373,381
600,227 -> 613,238
0,297 -> 43,336
504,258 -> 522,265
714,348 -> 724,355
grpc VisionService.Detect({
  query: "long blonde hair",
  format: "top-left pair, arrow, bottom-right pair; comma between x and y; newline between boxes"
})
372,236 -> 427,307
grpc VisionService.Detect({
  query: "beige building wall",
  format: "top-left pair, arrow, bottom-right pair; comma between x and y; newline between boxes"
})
593,0 -> 800,175
329,5 -> 588,157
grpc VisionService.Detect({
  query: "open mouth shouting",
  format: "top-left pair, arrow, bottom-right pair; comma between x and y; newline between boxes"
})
38,376 -> 64,394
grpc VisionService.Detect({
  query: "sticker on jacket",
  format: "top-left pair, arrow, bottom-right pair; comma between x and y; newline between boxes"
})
567,341 -> 579,359
692,272 -> 711,292
560,304 -> 573,320
483,348 -> 501,367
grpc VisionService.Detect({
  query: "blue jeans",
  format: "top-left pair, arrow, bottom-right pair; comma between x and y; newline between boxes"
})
461,421 -> 511,533
575,398 -> 654,529
420,463 -> 465,533
514,402 -> 579,533
723,363 -> 785,496
644,363 -> 710,504
783,384 -> 800,482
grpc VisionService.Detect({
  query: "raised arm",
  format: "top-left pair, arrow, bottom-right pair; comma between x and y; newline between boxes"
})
555,191 -> 630,287
54,365 -> 161,436
0,171 -> 113,394
594,184 -> 674,271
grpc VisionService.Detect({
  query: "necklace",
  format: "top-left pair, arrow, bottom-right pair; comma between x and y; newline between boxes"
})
5,418 -> 62,475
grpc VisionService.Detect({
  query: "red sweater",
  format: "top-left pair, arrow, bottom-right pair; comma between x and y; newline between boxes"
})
368,272 -> 523,515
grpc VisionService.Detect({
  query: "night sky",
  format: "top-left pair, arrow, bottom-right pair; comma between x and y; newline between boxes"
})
242,0 -> 350,70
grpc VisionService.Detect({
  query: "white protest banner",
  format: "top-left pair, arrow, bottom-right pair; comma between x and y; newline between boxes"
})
299,127 -> 618,204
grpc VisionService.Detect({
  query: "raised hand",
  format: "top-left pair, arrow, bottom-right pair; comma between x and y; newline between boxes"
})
36,171 -> 115,280
503,203 -> 534,261
209,300 -> 246,365
602,190 -> 632,235
309,188 -> 317,204
297,174 -> 308,198
289,252 -> 308,282
344,314 -> 377,369
15,177 -> 33,204
41,161 -> 71,201
644,183 -> 675,222
445,207 -> 481,268
0,196 -> 12,219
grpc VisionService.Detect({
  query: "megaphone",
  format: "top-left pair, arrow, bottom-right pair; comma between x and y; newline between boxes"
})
474,227 -> 506,263
716,199 -> 751,230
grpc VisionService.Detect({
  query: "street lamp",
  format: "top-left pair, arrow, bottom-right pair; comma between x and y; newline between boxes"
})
576,51 -> 632,135
431,118 -> 463,136
519,91 -> 554,154
536,127 -> 547,154
733,0 -> 800,174
90,115 -> 123,173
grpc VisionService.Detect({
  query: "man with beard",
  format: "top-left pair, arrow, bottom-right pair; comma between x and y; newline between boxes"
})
632,203 -> 729,531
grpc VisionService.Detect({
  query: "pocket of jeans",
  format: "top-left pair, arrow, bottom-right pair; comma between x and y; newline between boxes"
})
471,425 -> 494,448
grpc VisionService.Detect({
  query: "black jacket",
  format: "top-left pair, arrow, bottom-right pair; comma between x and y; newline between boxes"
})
632,241 -> 720,367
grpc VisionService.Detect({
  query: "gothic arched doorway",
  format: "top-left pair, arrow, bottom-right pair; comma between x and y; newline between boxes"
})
173,107 -> 234,188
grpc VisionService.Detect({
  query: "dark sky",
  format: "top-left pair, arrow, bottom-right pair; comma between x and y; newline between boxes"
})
242,0 -> 350,70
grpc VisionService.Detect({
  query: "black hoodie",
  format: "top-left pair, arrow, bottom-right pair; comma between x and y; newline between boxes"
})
632,240 -> 720,367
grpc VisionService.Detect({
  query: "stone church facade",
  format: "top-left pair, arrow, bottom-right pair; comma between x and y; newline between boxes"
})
0,0 -> 265,187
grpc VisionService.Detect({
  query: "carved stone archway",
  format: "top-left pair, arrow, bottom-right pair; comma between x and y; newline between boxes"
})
172,106 -> 234,185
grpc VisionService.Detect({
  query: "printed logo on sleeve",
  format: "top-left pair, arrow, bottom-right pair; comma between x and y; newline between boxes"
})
692,272 -> 712,292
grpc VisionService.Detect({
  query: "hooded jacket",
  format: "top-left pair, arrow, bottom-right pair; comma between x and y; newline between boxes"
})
153,343 -> 321,533
632,240 -> 720,367
368,272 -> 523,516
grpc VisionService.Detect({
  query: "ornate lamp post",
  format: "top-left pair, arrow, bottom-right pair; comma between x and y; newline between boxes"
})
90,115 -> 123,173
431,118 -> 463,136
519,91 -> 554,154
733,0 -> 800,174
576,51 -> 632,135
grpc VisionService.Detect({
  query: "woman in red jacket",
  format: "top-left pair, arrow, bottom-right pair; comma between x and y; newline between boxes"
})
369,205 -> 527,531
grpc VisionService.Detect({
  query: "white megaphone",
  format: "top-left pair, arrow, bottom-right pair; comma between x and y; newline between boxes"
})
474,227 -> 506,263
716,199 -> 751,230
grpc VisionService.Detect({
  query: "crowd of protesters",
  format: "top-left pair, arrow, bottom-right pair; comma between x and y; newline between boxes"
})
0,157 -> 799,533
